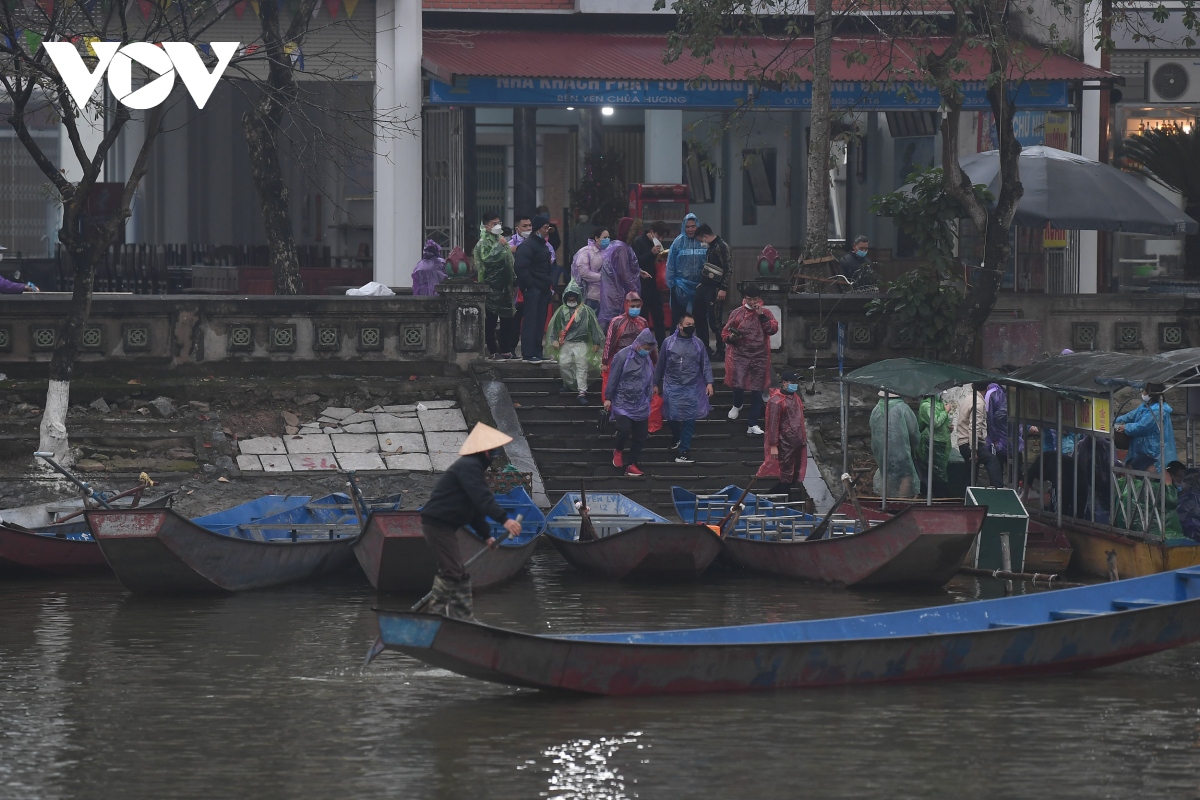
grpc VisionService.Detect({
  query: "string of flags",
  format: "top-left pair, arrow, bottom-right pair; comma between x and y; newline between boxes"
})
0,0 -> 368,26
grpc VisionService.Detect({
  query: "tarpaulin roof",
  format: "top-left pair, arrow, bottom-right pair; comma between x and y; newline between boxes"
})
422,32 -> 1115,84
842,358 -> 998,398
1007,349 -> 1200,394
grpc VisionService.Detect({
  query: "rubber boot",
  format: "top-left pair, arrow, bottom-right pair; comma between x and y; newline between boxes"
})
425,575 -> 455,616
447,577 -> 478,623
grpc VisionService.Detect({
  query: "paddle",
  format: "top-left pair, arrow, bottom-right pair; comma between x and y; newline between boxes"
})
341,469 -> 368,528
410,513 -> 525,613
577,482 -> 598,542
805,487 -> 848,541
842,471 -> 871,532
717,479 -> 756,538
34,452 -> 114,510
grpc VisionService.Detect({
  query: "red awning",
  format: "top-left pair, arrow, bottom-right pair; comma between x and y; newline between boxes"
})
422,31 -> 1115,84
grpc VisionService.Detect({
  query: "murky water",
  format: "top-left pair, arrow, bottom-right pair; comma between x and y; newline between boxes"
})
3,551 -> 1200,800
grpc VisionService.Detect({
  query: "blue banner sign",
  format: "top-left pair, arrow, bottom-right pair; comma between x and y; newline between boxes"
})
429,77 -> 1069,110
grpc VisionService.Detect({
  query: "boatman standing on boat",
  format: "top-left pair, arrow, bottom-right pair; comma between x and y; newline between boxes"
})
419,423 -> 524,621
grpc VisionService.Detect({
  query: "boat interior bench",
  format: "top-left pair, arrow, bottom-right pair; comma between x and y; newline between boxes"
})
236,523 -> 361,542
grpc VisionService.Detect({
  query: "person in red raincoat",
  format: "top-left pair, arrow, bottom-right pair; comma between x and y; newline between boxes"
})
601,291 -> 656,396
756,369 -> 808,495
721,284 -> 778,436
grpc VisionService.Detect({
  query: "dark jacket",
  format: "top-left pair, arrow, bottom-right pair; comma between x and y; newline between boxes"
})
701,235 -> 732,290
514,233 -> 554,293
420,453 -> 509,539
838,251 -> 878,291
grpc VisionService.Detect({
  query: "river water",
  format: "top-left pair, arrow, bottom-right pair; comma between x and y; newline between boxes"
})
3,551 -> 1200,800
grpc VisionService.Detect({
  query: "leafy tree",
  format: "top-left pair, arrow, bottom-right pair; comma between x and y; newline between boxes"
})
1121,126 -> 1200,278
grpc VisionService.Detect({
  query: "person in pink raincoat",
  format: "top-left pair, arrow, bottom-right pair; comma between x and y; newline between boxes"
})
756,369 -> 808,496
412,240 -> 445,296
570,226 -> 607,312
721,283 -> 778,436
598,217 -> 641,331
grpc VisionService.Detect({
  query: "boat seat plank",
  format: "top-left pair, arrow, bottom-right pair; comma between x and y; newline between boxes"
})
988,621 -> 1023,629
1110,598 -> 1170,610
1176,568 -> 1200,580
1049,609 -> 1107,620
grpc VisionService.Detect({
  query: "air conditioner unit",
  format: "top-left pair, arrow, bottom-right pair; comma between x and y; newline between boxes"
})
1146,58 -> 1200,103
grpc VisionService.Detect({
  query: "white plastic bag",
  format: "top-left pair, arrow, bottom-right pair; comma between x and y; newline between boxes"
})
345,281 -> 395,297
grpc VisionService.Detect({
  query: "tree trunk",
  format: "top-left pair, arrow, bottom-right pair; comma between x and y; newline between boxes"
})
803,0 -> 833,261
242,0 -> 306,296
243,107 -> 303,295
37,242 -> 95,465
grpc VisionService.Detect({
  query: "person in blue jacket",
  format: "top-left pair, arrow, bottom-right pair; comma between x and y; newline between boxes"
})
1114,383 -> 1177,472
665,213 -> 707,324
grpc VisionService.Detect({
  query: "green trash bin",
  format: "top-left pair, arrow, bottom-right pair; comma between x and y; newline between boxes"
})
964,487 -> 1029,573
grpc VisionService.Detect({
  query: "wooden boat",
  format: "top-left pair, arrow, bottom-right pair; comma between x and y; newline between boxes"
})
671,485 -> 832,536
0,493 -> 174,576
371,566 -> 1200,695
1049,514 -> 1200,579
87,493 -> 401,593
354,487 -> 545,594
544,492 -> 722,579
1025,519 -> 1074,573
673,485 -> 982,588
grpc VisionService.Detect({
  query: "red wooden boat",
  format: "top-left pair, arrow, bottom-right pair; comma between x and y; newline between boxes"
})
720,505 -> 985,588
0,494 -> 174,576
369,567 -> 1200,695
544,493 -> 723,580
353,488 -> 545,594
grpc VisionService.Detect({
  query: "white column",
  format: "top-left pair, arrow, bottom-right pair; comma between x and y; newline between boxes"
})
644,109 -> 683,184
1078,1 -> 1103,294
375,0 -> 423,287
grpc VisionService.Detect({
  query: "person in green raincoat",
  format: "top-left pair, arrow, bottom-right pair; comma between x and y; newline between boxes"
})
473,212 -> 518,359
544,280 -> 604,405
871,392 -> 922,498
917,396 -> 953,497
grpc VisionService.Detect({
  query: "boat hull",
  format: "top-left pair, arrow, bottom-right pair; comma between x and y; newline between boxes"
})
353,511 -> 539,594
720,506 -> 983,588
87,509 -> 358,593
0,521 -> 109,576
374,568 -> 1200,695
1025,519 -> 1074,573
1058,519 -> 1200,579
546,523 -> 723,579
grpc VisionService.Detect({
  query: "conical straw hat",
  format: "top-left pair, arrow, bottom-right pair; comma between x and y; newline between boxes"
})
459,422 -> 513,455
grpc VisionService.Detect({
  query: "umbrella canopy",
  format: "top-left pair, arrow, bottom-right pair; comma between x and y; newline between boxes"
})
842,358 -> 997,398
958,146 -> 1198,235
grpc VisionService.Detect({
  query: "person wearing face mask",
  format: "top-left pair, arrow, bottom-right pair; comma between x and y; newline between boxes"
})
598,217 -> 642,331
693,223 -> 731,360
837,235 -> 878,292
474,213 -> 518,359
571,226 -> 607,312
544,280 -> 604,405
721,284 -> 779,436
515,214 -> 556,363
603,292 -> 653,370
1115,382 -> 1177,472
419,423 -> 524,621
756,369 -> 809,496
666,213 -> 707,324
654,312 -> 713,464
604,328 -> 658,478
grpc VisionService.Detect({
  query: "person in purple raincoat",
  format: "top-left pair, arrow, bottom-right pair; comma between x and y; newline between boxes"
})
598,217 -> 642,330
0,245 -> 37,293
985,381 -> 1009,485
603,328 -> 657,478
412,240 -> 446,297
653,312 -> 713,464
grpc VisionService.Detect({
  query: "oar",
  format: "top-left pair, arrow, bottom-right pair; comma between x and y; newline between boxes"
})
341,469 -> 367,527
804,485 -> 850,541
577,482 -> 598,542
34,452 -> 113,510
410,513 -> 525,613
842,471 -> 870,532
717,479 -> 756,538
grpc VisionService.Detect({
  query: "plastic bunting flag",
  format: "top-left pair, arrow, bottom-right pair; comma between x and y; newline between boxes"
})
321,0 -> 336,17
136,0 -> 152,17
341,0 -> 356,17
23,29 -> 41,54
233,0 -> 246,16
248,0 -> 258,15
284,41 -> 302,70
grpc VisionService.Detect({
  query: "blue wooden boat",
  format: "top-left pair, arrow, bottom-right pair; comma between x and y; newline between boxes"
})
354,487 -> 544,594
87,493 -> 402,593
545,493 -> 722,579
673,485 -> 981,588
371,566 -> 1200,695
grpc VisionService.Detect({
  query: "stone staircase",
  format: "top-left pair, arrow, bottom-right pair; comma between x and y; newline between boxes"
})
489,360 -> 771,516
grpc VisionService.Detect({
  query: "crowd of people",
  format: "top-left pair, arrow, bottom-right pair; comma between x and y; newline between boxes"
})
455,208 -> 798,481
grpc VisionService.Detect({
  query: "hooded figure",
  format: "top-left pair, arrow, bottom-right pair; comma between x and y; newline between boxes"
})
544,279 -> 604,402
598,217 -> 641,330
654,316 -> 713,462
721,284 -> 779,434
570,231 -> 606,308
871,394 -> 922,498
418,423 -> 524,621
756,369 -> 808,493
603,292 -> 651,366
604,328 -> 658,477
666,212 -> 706,314
412,240 -> 446,297
474,220 -> 518,357
917,396 -> 953,492
1115,383 -> 1177,472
